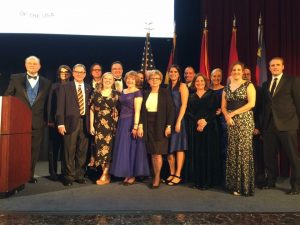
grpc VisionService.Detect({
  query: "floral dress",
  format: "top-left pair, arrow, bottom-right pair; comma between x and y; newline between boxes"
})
90,89 -> 120,166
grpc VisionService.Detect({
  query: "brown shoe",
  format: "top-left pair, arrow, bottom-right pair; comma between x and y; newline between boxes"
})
96,175 -> 110,185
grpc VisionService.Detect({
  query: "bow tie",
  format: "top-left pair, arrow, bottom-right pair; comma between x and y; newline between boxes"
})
114,78 -> 122,82
27,75 -> 38,80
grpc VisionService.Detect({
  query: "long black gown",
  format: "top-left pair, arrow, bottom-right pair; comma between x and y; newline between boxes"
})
186,89 -> 222,189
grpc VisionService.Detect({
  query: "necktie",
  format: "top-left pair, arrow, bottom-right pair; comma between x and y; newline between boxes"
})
77,84 -> 84,115
270,78 -> 278,96
27,75 -> 37,80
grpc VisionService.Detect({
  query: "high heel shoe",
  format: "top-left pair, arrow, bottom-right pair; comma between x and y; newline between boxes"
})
167,175 -> 182,186
123,178 -> 136,186
149,183 -> 160,189
96,174 -> 110,185
88,157 -> 95,167
233,191 -> 241,196
164,174 -> 175,184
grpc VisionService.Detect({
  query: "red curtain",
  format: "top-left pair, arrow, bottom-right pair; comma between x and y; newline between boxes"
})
201,0 -> 300,176
201,0 -> 300,83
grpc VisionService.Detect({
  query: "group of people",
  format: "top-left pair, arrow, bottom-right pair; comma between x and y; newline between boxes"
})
4,55 -> 300,197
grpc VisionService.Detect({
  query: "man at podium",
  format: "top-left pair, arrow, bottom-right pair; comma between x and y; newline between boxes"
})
4,56 -> 51,184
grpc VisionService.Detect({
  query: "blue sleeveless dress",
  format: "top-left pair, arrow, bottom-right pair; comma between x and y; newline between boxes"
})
169,87 -> 188,153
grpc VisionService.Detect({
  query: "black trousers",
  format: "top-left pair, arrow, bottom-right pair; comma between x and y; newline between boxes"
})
253,134 -> 265,185
263,119 -> 300,189
63,118 -> 89,181
31,128 -> 44,178
48,126 -> 64,176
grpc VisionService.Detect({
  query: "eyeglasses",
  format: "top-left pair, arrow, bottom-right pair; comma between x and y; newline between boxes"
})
73,71 -> 86,75
149,78 -> 161,81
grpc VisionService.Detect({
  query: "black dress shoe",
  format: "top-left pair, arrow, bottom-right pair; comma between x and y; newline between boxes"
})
49,174 -> 58,181
198,186 -> 209,190
63,180 -> 73,186
75,178 -> 87,184
261,184 -> 276,189
28,178 -> 38,184
287,189 -> 299,195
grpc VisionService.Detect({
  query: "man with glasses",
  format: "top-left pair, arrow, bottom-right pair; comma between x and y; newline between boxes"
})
90,63 -> 102,90
5,56 -> 51,184
56,64 -> 92,186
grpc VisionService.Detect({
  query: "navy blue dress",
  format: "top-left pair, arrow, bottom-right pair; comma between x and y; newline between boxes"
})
168,86 -> 188,153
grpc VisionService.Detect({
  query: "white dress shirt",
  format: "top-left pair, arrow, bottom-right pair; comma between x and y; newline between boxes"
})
269,73 -> 283,94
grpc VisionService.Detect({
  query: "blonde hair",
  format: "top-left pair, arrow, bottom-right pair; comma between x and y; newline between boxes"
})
97,72 -> 114,91
148,69 -> 163,80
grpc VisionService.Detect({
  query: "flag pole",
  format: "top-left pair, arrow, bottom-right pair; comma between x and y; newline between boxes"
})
199,17 -> 210,80
164,21 -> 176,85
142,22 -> 154,73
227,16 -> 239,78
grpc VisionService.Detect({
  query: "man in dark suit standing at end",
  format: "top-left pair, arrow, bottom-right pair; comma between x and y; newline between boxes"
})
56,64 -> 91,186
4,56 -> 51,183
262,57 -> 300,195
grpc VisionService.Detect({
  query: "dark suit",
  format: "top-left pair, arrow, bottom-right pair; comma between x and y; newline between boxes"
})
253,86 -> 265,185
56,81 -> 91,181
47,82 -> 64,178
4,73 -> 51,178
262,74 -> 300,189
141,88 -> 175,142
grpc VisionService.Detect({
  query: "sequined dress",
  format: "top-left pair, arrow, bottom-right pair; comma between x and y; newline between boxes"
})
224,81 -> 255,196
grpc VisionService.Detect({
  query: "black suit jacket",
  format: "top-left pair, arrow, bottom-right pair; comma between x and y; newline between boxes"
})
47,82 -> 62,125
56,81 -> 92,134
262,74 -> 300,131
4,73 -> 51,130
254,85 -> 263,130
140,87 -> 175,141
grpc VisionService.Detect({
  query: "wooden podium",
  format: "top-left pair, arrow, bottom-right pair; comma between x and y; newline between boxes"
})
0,96 -> 32,198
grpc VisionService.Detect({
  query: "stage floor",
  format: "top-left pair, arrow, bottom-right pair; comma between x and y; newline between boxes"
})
0,162 -> 299,224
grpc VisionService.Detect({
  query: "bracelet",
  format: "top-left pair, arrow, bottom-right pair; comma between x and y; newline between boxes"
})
166,125 -> 171,129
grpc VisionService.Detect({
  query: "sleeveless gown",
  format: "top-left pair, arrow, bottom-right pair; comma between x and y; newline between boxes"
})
224,81 -> 255,196
169,87 -> 188,153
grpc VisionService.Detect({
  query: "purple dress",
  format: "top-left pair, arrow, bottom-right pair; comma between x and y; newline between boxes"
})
110,90 -> 150,177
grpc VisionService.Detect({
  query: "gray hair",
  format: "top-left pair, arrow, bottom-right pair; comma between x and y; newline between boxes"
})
211,68 -> 222,76
73,64 -> 86,71
25,55 -> 40,64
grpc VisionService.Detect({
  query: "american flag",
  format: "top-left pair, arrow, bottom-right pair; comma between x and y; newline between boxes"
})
141,32 -> 155,72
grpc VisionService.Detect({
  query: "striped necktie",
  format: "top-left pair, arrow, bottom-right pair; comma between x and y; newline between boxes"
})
77,84 -> 84,115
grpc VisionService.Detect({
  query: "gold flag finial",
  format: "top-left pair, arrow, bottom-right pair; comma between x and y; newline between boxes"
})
233,16 -> 236,27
